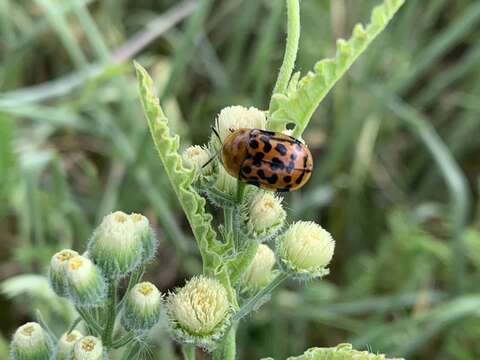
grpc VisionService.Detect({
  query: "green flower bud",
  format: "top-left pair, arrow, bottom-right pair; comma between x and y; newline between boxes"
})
10,322 -> 53,360
55,331 -> 83,360
121,281 -> 162,333
88,211 -> 143,278
277,221 -> 334,279
246,192 -> 286,241
182,145 -> 214,179
72,336 -> 104,360
166,276 -> 231,350
48,249 -> 79,297
244,244 -> 276,291
130,213 -> 158,264
65,255 -> 106,307
215,105 -> 266,143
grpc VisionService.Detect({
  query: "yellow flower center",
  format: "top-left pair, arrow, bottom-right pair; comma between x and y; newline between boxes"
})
66,333 -> 78,343
69,258 -> 83,270
81,338 -> 96,352
137,283 -> 153,296
20,325 -> 35,337
57,250 -> 75,262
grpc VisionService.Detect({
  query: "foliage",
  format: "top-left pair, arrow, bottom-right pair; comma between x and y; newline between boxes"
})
1,0 -> 480,359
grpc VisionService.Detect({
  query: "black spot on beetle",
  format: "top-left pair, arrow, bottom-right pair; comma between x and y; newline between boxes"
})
270,157 -> 284,171
275,143 -> 287,156
303,155 -> 308,167
257,169 -> 267,179
267,174 -> 278,184
242,166 -> 252,174
253,152 -> 264,165
283,176 -> 292,183
249,139 -> 259,149
263,142 -> 272,153
295,171 -> 305,185
260,129 -> 275,136
290,152 -> 298,160
286,161 -> 295,173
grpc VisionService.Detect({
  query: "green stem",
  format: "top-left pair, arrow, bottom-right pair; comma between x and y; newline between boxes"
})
213,326 -> 236,360
121,341 -> 140,360
269,0 -> 300,111
103,278 -> 118,347
117,266 -> 145,312
182,345 -> 196,360
229,242 -> 259,285
75,306 -> 103,335
66,316 -> 82,335
232,272 -> 289,322
112,332 -> 136,349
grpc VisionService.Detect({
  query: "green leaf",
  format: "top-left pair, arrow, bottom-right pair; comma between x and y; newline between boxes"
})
134,62 -> 221,272
265,343 -> 404,360
268,0 -> 405,137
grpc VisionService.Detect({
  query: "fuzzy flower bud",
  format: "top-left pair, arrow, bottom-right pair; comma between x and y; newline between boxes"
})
166,276 -> 231,349
213,165 -> 237,198
244,244 -> 276,290
55,330 -> 83,360
182,145 -> 214,178
88,211 -> 143,278
216,105 -> 266,142
130,213 -> 158,264
65,255 -> 106,307
246,192 -> 286,241
72,336 -> 103,360
121,281 -> 162,333
48,249 -> 79,297
277,221 -> 334,279
10,322 -> 53,360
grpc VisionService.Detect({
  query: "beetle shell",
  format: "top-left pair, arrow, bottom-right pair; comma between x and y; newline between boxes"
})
222,128 -> 313,192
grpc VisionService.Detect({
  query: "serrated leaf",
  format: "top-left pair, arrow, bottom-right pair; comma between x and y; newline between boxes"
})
281,343 -> 404,360
134,62 -> 222,272
268,0 -> 405,137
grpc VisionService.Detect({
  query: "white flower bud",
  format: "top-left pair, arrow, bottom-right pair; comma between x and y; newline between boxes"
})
72,336 -> 103,360
10,322 -> 53,360
277,221 -> 334,279
88,211 -> 143,278
121,281 -> 162,333
246,192 -> 286,241
166,276 -> 231,350
55,330 -> 83,360
65,255 -> 106,307
216,105 -> 266,142
244,244 -> 276,290
130,213 -> 158,264
213,165 -> 237,198
182,145 -> 214,178
48,249 -> 79,297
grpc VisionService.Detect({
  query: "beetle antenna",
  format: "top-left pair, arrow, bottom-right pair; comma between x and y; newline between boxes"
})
211,126 -> 222,144
202,152 -> 219,169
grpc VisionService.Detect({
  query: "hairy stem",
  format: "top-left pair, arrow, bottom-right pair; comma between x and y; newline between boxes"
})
233,272 -> 289,322
213,326 -> 236,360
103,278 -> 118,347
182,345 -> 196,360
269,0 -> 300,111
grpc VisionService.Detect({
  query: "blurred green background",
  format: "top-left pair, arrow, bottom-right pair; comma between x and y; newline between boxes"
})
1,0 -> 480,359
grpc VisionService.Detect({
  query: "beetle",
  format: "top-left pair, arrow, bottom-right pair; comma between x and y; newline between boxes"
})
219,128 -> 313,192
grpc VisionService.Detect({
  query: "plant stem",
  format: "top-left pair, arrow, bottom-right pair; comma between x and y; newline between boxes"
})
182,345 -> 196,360
213,326 -> 236,360
117,266 -> 145,312
269,0 -> 300,111
112,332 -> 135,349
103,278 -> 118,347
232,272 -> 289,322
75,306 -> 103,335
